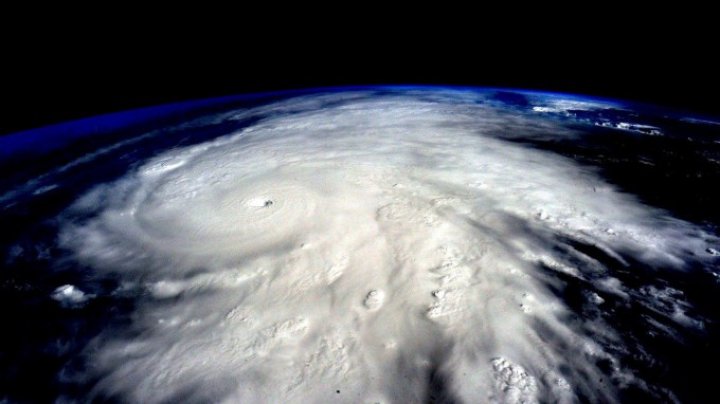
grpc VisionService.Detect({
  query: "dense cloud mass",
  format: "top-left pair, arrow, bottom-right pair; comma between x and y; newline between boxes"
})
60,92 -> 713,402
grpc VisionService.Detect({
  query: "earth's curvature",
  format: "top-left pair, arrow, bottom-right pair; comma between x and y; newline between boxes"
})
1,87 -> 719,403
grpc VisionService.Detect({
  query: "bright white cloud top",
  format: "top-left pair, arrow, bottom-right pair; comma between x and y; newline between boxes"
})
59,91 -> 712,403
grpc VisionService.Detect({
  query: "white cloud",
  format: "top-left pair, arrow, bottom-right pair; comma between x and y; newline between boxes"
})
530,98 -> 616,114
60,92 -> 712,402
51,284 -> 92,307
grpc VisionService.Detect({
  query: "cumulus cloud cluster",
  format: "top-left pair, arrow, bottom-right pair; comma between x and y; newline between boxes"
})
61,91 -> 712,403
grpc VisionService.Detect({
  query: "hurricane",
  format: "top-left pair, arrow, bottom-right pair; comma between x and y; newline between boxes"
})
2,88 -> 719,403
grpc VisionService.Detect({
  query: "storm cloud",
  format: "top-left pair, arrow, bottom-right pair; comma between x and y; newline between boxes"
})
60,91 -> 712,403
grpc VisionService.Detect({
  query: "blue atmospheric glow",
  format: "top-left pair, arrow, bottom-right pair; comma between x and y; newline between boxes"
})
2,84 -> 710,162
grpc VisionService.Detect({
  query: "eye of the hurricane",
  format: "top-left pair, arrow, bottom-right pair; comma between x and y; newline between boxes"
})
246,197 -> 274,208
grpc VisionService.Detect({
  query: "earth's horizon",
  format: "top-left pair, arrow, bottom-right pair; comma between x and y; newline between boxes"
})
1,86 -> 719,403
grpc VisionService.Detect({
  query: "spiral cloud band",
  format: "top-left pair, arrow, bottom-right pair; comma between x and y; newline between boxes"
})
61,92 -> 711,402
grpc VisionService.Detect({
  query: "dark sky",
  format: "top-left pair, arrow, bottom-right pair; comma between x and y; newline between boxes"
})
2,18 -> 717,135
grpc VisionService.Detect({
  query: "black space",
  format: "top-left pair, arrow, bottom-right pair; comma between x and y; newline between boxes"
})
1,15 -> 717,135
